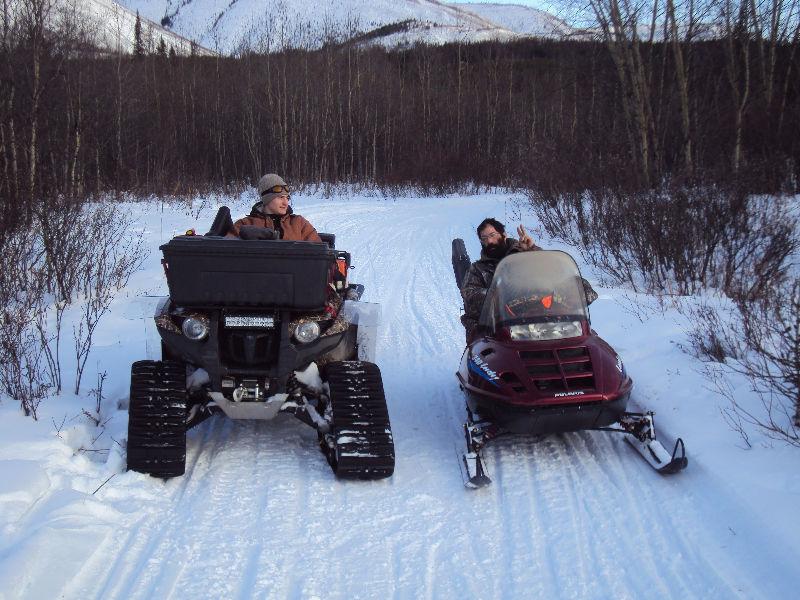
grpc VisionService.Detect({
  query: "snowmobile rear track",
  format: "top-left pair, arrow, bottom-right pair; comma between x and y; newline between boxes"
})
326,361 -> 395,480
127,360 -> 187,478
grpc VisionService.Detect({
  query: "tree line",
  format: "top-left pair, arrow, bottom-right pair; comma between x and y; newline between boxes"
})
2,1 -> 799,230
1,0 -> 798,433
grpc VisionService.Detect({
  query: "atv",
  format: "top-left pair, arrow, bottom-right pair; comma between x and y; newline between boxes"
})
452,241 -> 687,488
126,206 -> 395,480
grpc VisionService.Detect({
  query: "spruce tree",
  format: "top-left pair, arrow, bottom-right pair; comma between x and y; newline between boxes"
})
134,12 -> 144,57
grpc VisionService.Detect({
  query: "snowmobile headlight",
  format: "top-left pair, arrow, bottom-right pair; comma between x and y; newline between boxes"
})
294,321 -> 321,344
182,316 -> 209,340
509,320 -> 582,341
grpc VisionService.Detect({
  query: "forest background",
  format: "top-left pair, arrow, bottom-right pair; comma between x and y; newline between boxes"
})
1,0 -> 798,444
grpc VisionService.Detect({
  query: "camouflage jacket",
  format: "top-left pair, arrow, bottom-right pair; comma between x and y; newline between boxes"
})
460,239 -> 597,335
460,238 -> 537,326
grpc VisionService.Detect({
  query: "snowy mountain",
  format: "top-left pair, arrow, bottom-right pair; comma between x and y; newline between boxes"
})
117,0 -> 574,53
455,2 -> 572,37
9,0 -> 214,55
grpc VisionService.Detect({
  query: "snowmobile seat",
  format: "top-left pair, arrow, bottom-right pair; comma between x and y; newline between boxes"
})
205,206 -> 233,237
452,238 -> 471,289
319,233 -> 336,249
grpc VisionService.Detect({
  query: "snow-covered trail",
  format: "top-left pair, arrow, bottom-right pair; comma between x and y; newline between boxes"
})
2,195 -> 798,599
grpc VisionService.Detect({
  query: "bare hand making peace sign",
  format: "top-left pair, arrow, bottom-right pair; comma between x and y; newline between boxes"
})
517,225 -> 536,250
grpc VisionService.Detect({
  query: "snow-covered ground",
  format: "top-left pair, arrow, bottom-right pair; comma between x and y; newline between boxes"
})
1,191 -> 799,598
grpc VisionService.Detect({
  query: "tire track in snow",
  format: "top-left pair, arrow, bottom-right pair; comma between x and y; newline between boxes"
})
57,195 -> 799,599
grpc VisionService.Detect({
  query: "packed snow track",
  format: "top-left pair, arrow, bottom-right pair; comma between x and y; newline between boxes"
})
0,195 -> 797,599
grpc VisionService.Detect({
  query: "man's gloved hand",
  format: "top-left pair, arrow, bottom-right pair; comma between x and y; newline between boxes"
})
239,225 -> 279,240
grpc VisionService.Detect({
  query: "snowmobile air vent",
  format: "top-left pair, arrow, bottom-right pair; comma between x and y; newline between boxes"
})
521,346 -> 596,394
528,363 -> 560,376
558,347 -> 589,359
500,372 -> 527,394
557,346 -> 594,390
519,350 -> 553,361
568,376 -> 595,389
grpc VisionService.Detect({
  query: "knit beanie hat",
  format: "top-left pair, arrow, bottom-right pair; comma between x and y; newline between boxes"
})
257,173 -> 288,197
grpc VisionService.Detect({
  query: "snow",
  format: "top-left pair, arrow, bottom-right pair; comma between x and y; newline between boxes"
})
1,191 -> 799,597
116,0 -> 571,52
456,2 -> 572,36
30,0 -> 215,55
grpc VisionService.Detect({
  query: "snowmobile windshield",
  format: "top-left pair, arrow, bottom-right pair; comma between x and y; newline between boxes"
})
478,251 -> 589,341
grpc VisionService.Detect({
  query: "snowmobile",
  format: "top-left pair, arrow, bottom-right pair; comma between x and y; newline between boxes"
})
452,241 -> 687,488
126,207 -> 394,480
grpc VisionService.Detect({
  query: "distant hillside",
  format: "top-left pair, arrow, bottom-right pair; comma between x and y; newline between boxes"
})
117,0 -> 573,54
455,2 -> 572,37
8,0 -> 215,55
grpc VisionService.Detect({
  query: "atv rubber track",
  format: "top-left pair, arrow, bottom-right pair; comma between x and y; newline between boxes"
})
127,360 -> 187,478
327,361 -> 395,479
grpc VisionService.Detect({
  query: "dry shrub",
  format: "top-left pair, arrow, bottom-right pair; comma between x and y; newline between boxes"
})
693,279 -> 800,446
527,183 -> 797,298
0,201 -> 147,418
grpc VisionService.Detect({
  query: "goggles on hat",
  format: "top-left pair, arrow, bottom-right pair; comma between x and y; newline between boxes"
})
261,184 -> 290,196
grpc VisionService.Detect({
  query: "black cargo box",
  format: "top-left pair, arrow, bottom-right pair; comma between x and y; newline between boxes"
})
161,237 -> 334,310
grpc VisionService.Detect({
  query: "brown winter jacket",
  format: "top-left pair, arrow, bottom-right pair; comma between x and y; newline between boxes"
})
227,205 -> 322,242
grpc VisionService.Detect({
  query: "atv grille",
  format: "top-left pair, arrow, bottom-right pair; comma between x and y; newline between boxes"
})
221,329 -> 280,366
518,346 -> 595,394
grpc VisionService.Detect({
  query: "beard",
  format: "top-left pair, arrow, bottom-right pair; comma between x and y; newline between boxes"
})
484,241 -> 506,260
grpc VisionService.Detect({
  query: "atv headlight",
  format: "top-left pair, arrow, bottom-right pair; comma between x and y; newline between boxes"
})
294,321 -> 320,344
182,316 -> 209,340
509,321 -> 582,341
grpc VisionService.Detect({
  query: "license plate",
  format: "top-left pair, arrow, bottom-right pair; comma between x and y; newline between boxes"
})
224,315 -> 275,329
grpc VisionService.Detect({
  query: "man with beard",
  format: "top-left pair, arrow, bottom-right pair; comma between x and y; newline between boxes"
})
459,218 -> 600,343
460,218 -> 540,342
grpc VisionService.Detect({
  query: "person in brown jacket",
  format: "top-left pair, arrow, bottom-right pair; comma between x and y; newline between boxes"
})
227,173 -> 322,242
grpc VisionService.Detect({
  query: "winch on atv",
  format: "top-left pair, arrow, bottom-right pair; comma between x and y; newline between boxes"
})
126,207 -> 395,480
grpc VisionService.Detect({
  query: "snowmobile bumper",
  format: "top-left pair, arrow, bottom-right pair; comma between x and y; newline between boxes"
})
465,391 -> 630,435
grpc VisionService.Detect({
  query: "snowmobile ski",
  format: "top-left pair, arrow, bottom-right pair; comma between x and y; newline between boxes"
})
461,409 -> 499,488
603,412 -> 688,474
